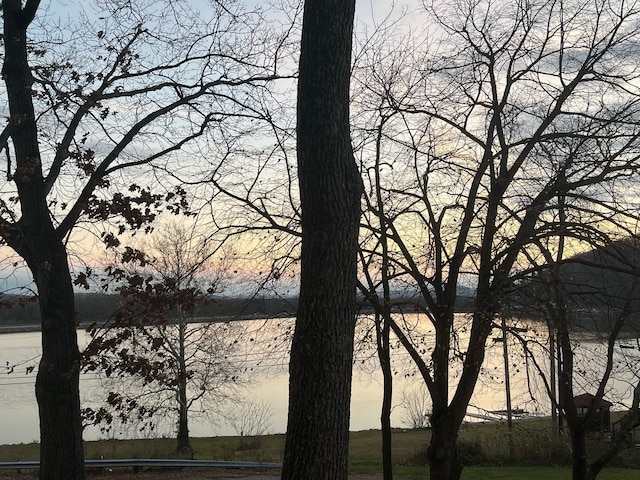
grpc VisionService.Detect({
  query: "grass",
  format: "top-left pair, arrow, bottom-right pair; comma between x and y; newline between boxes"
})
349,465 -> 640,480
461,466 -> 640,480
1,422 -> 640,479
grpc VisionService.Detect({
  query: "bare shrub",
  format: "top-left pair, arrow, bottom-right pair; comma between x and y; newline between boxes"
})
401,387 -> 431,429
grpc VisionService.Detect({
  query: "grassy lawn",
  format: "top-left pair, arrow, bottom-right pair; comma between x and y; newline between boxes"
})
461,466 -> 640,480
349,464 -> 640,479
1,425 -> 639,479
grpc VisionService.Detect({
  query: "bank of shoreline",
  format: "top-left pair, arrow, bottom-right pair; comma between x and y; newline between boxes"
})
0,311 -> 300,335
2,425 -> 640,480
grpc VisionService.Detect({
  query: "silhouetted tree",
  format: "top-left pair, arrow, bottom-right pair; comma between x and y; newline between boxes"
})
280,0 -> 363,479
84,222 -> 244,455
514,239 -> 640,480
0,1 -> 288,477
351,1 -> 640,478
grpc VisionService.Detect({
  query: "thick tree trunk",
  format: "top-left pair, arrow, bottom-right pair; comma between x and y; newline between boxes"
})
571,425 -> 589,480
427,412 -> 462,480
2,3 -> 85,479
31,246 -> 84,480
427,308 -> 494,480
280,0 -> 360,479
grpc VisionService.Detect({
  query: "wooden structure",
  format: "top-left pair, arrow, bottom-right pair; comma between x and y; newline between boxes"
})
574,393 -> 612,432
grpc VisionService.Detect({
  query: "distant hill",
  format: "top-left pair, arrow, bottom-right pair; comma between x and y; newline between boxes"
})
560,238 -> 640,311
0,288 -> 478,333
0,293 -> 299,332
511,237 -> 640,329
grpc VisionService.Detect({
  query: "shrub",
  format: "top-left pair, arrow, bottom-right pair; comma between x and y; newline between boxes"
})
406,439 -> 486,467
457,440 -> 487,466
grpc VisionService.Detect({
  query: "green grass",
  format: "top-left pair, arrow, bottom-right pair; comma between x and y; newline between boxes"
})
462,466 -> 640,480
1,424 -> 639,479
348,464 -> 640,479
348,464 -> 640,480
349,428 -> 428,464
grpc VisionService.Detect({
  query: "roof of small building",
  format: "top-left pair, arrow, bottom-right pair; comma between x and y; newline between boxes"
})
573,393 -> 613,408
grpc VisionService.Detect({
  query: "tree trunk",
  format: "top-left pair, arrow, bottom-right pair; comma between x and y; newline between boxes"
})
427,309 -> 493,480
427,412 -> 462,480
31,246 -> 84,480
176,380 -> 190,454
571,425 -> 589,480
176,318 -> 192,455
376,314 -> 393,480
2,2 -> 85,479
280,0 -> 360,479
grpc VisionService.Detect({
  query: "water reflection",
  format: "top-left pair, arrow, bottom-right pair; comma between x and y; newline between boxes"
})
0,314 -> 638,445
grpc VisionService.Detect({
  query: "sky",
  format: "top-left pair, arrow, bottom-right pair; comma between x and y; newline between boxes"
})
4,0 -> 637,299
0,0 -> 426,296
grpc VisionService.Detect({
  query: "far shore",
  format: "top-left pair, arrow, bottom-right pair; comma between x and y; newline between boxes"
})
0,314 -> 293,335
0,324 -> 41,334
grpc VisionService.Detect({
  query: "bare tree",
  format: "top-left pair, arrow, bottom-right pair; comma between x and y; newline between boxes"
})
351,0 -> 640,478
226,396 -> 275,448
84,221 -> 245,455
401,387 -> 432,430
0,1 -> 290,477
511,239 -> 640,480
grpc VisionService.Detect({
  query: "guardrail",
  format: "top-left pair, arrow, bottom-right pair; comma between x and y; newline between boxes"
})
0,458 -> 282,470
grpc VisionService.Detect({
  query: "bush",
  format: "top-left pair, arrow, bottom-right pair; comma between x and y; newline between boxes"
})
457,440 -> 487,466
406,442 -> 429,466
602,444 -> 640,469
406,440 -> 486,467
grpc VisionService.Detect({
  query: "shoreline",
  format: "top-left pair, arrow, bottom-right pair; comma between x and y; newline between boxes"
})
0,314 -> 295,336
0,325 -> 41,334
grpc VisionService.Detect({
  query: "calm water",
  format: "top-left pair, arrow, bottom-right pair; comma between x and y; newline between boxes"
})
0,315 -> 637,445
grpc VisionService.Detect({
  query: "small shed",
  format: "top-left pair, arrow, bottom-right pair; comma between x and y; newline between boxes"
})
574,393 -> 613,432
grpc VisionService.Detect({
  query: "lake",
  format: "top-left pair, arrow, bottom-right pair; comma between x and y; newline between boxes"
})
0,315 -> 637,445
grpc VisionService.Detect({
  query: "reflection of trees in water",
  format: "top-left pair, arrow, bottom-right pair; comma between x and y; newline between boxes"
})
3,313 -> 638,443
82,317 -> 292,440
83,321 -> 248,438
355,312 -> 640,423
